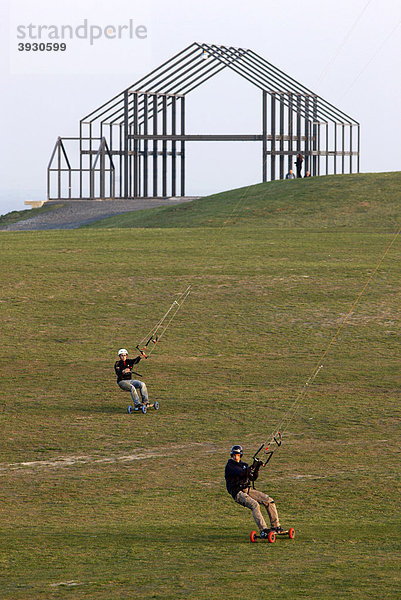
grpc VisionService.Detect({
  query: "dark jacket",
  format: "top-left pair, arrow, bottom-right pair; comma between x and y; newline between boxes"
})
225,458 -> 259,498
295,154 -> 303,168
114,356 -> 141,382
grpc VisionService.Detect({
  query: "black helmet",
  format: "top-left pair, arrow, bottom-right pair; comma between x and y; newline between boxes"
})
230,445 -> 243,457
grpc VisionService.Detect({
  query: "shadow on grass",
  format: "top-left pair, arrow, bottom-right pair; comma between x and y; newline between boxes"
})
78,403 -> 128,414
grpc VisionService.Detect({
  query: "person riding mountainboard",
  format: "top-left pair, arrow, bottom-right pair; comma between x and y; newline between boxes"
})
225,444 -> 285,538
114,348 -> 149,410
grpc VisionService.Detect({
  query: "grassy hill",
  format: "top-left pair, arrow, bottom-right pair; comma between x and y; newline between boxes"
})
85,172 -> 401,230
0,203 -> 62,225
0,172 -> 400,599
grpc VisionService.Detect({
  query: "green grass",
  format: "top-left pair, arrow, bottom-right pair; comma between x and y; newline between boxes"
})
0,173 -> 400,599
84,172 -> 400,231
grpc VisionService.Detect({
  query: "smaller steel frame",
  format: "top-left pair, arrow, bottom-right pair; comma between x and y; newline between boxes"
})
48,42 -> 360,200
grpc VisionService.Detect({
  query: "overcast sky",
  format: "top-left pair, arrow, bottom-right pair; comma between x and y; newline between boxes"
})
0,0 -> 400,214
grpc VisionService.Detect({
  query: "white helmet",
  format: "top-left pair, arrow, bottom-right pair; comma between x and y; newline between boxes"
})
118,348 -> 128,356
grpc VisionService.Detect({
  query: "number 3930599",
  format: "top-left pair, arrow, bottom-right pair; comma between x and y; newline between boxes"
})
18,43 -> 67,51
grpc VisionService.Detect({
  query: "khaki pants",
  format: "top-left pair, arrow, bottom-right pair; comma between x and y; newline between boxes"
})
118,379 -> 148,406
235,488 -> 280,532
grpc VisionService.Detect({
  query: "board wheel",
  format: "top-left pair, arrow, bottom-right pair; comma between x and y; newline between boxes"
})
141,404 -> 147,414
154,401 -> 160,410
268,530 -> 276,543
288,527 -> 295,539
127,405 -> 133,414
250,530 -> 258,543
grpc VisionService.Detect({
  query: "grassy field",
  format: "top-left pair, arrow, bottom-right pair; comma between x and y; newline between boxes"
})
1,173 -> 400,599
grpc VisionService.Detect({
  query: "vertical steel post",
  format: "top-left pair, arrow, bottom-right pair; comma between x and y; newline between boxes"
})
123,90 -> 129,198
109,123 -> 113,198
47,158 -> 50,200
326,123 -> 329,175
162,95 -> 168,197
342,123 -> 345,174
133,92 -> 139,197
296,95 -> 301,154
153,94 -> 158,197
312,96 -> 318,176
143,94 -> 148,197
271,93 -> 276,181
90,162 -> 94,200
138,122 -> 142,196
79,122 -> 83,198
57,137 -> 61,198
68,160 -> 72,199
180,96 -> 185,197
334,124 -> 337,175
357,124 -> 360,173
89,122 -> 93,198
279,94 -> 284,179
172,96 -> 177,196
119,123 -> 123,198
349,125 -> 353,174
129,124 -> 132,198
288,93 -> 293,173
111,154 -> 115,199
262,91 -> 267,182
100,138 -> 105,199
304,96 -> 309,175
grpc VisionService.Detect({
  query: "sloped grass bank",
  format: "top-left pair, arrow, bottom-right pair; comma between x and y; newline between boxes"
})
84,172 -> 401,231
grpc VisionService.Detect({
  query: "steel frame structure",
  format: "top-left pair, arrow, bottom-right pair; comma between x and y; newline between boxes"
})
48,42 -> 360,200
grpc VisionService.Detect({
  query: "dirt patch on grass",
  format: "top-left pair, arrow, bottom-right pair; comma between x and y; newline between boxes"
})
0,442 -> 217,474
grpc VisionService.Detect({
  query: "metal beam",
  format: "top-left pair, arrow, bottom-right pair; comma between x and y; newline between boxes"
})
271,93 -> 276,180
123,90 -> 129,198
181,96 -> 185,196
153,94 -> 158,196
143,94 -> 148,197
162,95 -> 167,196
172,96 -> 177,196
262,91 -> 267,182
133,92 -> 139,197
129,134 -> 311,141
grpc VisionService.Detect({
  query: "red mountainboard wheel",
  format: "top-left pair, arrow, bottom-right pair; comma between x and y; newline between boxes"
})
268,531 -> 276,543
250,530 -> 258,543
289,527 -> 295,539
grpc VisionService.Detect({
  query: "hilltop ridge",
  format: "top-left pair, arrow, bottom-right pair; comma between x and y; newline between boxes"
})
84,172 -> 401,231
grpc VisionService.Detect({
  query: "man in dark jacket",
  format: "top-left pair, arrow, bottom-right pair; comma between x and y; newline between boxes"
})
114,348 -> 149,409
225,445 -> 283,537
294,153 -> 304,178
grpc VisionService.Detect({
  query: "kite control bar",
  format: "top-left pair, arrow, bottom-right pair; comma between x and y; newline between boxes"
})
136,335 -> 159,358
252,432 -> 282,468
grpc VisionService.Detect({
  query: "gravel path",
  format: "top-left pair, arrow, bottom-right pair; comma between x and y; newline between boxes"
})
0,198 -> 198,231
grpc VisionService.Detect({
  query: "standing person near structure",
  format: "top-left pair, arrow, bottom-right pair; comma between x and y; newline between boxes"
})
225,445 -> 285,538
295,153 -> 304,178
114,348 -> 149,410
